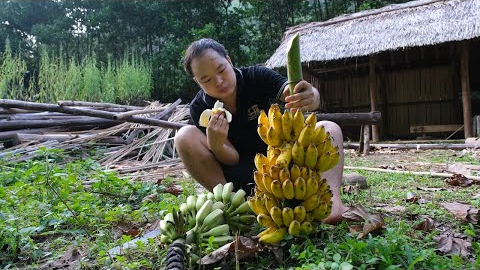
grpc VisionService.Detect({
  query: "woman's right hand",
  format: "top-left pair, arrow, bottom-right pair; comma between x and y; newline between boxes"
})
206,111 -> 229,152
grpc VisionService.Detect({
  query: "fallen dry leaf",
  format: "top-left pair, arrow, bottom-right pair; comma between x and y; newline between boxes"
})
445,173 -> 474,187
413,215 -> 435,232
40,247 -> 81,269
199,236 -> 262,265
380,205 -> 406,213
433,231 -> 471,257
164,185 -> 183,196
342,205 -> 384,239
440,202 -> 479,224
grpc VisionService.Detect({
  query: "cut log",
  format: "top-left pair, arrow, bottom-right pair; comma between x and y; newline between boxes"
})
0,99 -> 187,130
315,111 -> 381,125
0,127 -> 65,140
12,133 -> 127,145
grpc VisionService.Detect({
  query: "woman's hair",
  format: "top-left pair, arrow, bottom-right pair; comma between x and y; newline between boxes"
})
183,38 -> 228,77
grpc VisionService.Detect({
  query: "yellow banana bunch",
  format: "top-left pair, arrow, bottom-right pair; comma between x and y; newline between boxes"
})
252,103 -> 341,243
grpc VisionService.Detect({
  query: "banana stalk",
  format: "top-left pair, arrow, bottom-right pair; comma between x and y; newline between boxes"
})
286,33 -> 303,96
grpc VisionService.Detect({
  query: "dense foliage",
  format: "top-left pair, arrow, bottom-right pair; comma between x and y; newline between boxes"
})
0,0 -> 409,104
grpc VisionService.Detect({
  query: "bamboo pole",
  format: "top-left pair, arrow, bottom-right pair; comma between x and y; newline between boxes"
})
345,166 -> 480,181
58,100 -> 143,110
0,99 -> 187,130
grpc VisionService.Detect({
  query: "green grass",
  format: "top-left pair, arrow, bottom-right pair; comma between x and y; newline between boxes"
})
1,148 -> 479,269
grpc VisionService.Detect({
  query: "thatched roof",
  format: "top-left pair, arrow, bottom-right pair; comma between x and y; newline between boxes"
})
265,0 -> 480,69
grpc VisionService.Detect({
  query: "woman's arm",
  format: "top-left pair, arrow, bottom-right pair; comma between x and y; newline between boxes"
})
205,112 -> 239,165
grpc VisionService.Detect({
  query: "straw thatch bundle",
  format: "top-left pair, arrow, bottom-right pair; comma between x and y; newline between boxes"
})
265,0 -> 480,69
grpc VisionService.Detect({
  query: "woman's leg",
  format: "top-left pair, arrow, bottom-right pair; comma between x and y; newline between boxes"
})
174,125 -> 226,191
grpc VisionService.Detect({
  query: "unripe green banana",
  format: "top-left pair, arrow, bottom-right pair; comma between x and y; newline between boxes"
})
228,201 -> 251,216
213,183 -> 224,201
186,195 -> 197,213
160,234 -> 172,244
201,235 -> 234,245
229,214 -> 256,224
201,208 -> 224,231
179,203 -> 189,215
212,201 -> 225,211
200,224 -> 230,238
196,193 -> 207,211
222,182 -> 234,203
195,199 -> 213,226
207,192 -> 215,201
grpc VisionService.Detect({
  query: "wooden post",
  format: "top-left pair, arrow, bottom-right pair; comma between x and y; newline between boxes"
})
369,56 -> 379,141
460,42 -> 473,138
358,125 -> 365,156
363,125 -> 370,156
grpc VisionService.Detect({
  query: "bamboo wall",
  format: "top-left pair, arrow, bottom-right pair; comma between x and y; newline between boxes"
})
317,65 -> 461,139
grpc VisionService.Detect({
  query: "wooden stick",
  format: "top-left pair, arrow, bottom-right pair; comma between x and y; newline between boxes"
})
0,99 -> 188,130
58,100 -> 143,110
114,108 -> 166,120
343,142 -> 476,150
344,166 -> 480,181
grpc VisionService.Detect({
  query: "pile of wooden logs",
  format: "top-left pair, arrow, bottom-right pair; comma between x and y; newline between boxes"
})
0,99 -> 190,181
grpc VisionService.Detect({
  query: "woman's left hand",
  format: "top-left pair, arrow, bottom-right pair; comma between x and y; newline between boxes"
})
283,80 -> 320,112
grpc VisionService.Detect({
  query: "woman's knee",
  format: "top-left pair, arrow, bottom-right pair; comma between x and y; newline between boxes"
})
174,125 -> 204,150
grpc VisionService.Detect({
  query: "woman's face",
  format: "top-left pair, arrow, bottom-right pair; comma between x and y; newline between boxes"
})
191,49 -> 237,101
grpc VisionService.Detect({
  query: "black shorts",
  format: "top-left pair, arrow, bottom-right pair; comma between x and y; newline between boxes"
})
222,155 -> 256,195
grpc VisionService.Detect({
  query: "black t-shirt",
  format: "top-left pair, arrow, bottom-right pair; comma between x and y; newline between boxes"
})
190,66 -> 288,158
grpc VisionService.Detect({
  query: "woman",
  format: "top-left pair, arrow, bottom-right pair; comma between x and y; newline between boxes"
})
174,38 -> 346,224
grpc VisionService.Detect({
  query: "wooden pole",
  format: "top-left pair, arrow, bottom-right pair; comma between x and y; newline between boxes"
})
315,111 -> 381,125
0,99 -> 187,130
369,56 -> 379,141
345,166 -> 480,182
460,42 -> 473,138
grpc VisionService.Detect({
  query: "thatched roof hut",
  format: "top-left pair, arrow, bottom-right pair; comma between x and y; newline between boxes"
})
266,0 -> 480,140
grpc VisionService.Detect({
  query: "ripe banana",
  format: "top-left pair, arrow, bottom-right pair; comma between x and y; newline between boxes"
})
305,113 -> 317,127
291,141 -> 305,166
304,143 -> 318,169
282,110 -> 293,141
279,167 -> 290,183
293,205 -> 306,223
271,108 -> 283,141
300,221 -> 313,235
254,171 -> 267,192
301,194 -> 320,212
262,173 -> 274,194
259,227 -> 287,245
288,220 -> 301,236
290,164 -> 301,181
298,124 -> 315,148
257,226 -> 276,238
304,177 -> 319,199
292,110 -> 305,141
282,179 -> 295,200
275,142 -> 292,168
270,206 -> 284,227
294,177 -> 306,200
254,153 -> 268,173
266,126 -> 282,147
257,213 -> 276,227
311,202 -> 332,221
269,164 -> 281,180
312,125 -> 327,146
247,197 -> 268,216
257,124 -> 269,145
271,180 -> 285,200
199,100 -> 232,127
258,110 -> 269,128
282,207 -> 294,227
264,196 -> 278,212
